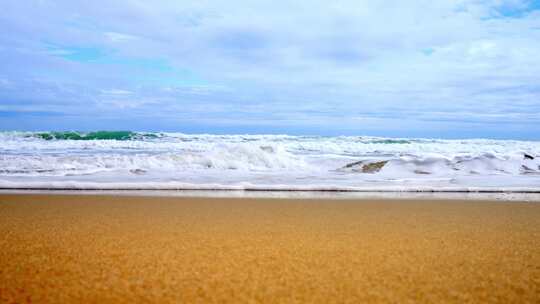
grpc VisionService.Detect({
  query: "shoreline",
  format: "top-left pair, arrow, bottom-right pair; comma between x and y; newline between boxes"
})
2,189 -> 540,202
2,183 -> 540,193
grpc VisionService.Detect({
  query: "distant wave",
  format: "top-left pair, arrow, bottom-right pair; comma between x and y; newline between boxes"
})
10,131 -> 419,144
29,131 -> 162,141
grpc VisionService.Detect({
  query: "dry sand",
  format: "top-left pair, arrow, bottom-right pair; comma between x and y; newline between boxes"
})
1,194 -> 539,303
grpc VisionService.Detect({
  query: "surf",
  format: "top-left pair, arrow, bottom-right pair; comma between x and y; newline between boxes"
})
1,131 -> 539,191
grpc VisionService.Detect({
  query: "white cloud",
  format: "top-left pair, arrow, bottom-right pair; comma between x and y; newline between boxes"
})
100,89 -> 133,95
0,0 -> 539,136
104,31 -> 138,43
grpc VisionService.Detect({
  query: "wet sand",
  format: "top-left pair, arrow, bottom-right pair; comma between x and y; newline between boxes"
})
1,194 -> 539,303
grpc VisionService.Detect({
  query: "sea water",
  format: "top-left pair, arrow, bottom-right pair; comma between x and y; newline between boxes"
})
1,131 -> 539,192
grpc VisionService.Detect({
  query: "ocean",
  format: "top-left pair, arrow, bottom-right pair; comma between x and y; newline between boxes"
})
1,131 -> 539,192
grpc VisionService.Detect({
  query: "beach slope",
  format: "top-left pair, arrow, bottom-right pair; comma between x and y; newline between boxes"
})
1,194 -> 539,303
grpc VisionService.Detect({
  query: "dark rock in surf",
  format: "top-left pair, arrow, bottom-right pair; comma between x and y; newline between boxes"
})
129,169 -> 147,175
343,160 -> 364,168
361,161 -> 388,173
524,153 -> 534,160
342,160 -> 388,173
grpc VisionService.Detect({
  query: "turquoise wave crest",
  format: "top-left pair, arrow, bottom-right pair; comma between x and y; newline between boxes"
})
33,131 -> 159,140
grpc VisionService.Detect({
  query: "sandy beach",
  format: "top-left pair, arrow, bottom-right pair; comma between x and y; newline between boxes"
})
1,194 -> 539,303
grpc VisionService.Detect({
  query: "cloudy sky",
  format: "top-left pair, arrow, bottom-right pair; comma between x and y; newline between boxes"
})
1,0 -> 539,139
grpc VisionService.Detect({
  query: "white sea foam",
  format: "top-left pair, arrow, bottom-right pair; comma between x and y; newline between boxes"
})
1,132 -> 539,191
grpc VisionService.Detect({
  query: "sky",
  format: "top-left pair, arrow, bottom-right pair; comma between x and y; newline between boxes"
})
1,0 -> 540,139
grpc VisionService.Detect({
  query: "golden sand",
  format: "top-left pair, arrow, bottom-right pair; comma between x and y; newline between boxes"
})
0,194 -> 539,303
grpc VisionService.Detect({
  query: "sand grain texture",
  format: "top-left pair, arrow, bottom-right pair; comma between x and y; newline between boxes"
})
1,194 -> 539,303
